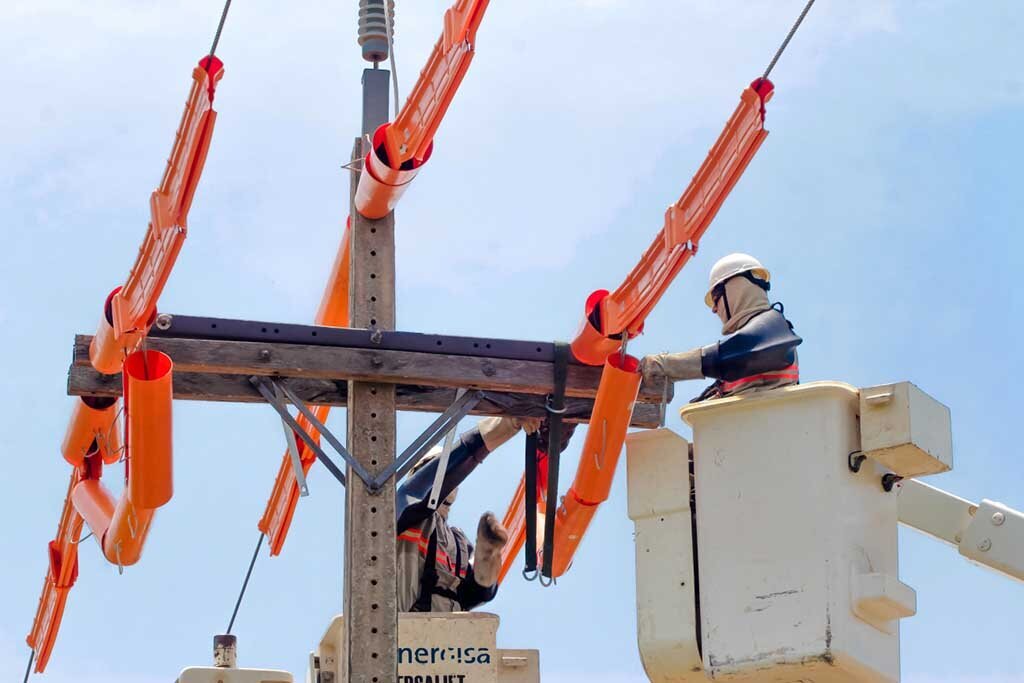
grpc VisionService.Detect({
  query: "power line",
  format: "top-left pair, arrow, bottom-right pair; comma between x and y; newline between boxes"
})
226,533 -> 265,635
209,0 -> 234,59
762,0 -> 816,82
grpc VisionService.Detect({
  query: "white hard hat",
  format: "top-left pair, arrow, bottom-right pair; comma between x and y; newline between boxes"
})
704,253 -> 771,307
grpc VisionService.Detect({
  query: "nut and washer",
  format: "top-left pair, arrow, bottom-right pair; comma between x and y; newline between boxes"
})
977,538 -> 992,552
992,512 -> 1006,526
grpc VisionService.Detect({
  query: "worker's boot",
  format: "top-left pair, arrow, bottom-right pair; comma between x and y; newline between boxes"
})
473,511 -> 507,587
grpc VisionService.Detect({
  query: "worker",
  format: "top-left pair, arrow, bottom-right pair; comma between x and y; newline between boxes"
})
396,415 -> 543,613
641,253 -> 802,401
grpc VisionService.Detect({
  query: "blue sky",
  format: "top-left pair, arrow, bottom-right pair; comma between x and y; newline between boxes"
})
2,1 -> 1022,681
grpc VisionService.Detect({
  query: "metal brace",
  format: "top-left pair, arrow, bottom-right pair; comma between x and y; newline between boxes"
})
374,389 -> 485,488
251,377 -> 352,489
428,389 -> 466,510
273,382 -> 309,497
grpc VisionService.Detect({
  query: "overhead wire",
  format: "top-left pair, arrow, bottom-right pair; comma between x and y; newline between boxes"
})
762,0 -> 816,81
383,0 -> 401,113
208,0 -> 234,60
226,532 -> 265,634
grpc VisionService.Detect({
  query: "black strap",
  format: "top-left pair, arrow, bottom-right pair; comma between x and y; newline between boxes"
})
412,530 -> 440,612
523,431 -> 539,577
541,342 -> 569,582
431,586 -> 460,602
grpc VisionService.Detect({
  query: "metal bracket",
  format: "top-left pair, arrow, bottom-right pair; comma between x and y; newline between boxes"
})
428,389 -> 466,510
251,377 -> 354,489
273,382 -> 309,497
373,389 -> 484,488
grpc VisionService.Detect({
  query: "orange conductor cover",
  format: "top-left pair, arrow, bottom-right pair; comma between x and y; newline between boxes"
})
354,0 -> 490,218
90,57 -> 224,373
62,396 -> 122,467
259,219 -> 351,555
571,79 -> 773,365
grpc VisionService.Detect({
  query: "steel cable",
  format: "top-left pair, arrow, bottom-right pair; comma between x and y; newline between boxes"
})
226,533 -> 265,635
23,650 -> 34,682
762,0 -> 816,81
208,0 -> 233,60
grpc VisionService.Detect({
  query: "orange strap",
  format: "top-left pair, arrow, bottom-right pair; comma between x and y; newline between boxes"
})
720,361 -> 799,393
599,79 -> 774,338
382,0 -> 490,167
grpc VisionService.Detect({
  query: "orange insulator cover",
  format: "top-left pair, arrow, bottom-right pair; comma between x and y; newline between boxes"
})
259,219 -> 351,555
355,123 -> 433,219
568,354 -> 641,503
71,476 -> 156,567
381,0 -> 490,167
70,479 -> 116,542
102,491 -> 156,566
27,470 -> 84,673
546,491 -> 597,578
62,396 -> 122,466
569,290 -> 640,366
259,405 -> 330,555
33,56 -> 221,674
92,57 -> 223,372
90,287 -> 148,375
497,354 -> 641,582
354,0 -> 490,217
124,350 -> 174,509
544,353 -> 640,577
314,217 -> 352,327
570,80 -> 773,354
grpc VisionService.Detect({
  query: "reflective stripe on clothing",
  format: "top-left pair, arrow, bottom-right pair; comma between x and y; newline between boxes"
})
720,361 -> 799,394
398,528 -> 466,578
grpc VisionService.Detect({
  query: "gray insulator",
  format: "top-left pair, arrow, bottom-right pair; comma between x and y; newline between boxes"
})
358,0 -> 395,63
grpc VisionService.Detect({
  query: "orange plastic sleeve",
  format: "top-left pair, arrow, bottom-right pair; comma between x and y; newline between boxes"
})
124,350 -> 174,510
62,396 -> 122,467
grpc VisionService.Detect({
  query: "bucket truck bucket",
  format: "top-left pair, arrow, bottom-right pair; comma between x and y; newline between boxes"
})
625,428 -> 702,682
677,381 -> 915,682
310,612 -> 539,683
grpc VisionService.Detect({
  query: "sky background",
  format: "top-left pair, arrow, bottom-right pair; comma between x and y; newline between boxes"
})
2,0 -> 1022,681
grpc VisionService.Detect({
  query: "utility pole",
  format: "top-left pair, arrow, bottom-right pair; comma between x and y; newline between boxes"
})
344,2 -> 396,681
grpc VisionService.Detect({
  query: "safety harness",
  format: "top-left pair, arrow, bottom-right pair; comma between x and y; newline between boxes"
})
410,526 -> 469,612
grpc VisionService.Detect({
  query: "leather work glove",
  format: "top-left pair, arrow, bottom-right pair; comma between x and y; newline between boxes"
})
478,416 -> 540,452
641,348 -> 704,383
473,511 -> 508,588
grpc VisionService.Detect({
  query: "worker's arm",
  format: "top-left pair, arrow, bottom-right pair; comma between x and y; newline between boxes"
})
642,308 -> 802,384
396,418 -> 531,535
698,308 -> 801,382
641,348 -> 704,382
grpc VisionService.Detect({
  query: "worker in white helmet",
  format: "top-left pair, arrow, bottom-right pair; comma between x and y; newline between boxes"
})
395,416 -> 544,612
641,253 -> 802,401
